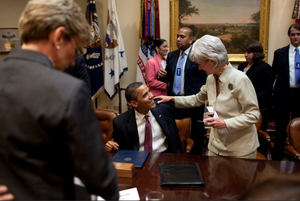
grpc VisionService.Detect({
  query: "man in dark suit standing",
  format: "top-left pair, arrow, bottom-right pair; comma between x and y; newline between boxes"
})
158,27 -> 207,155
272,23 -> 300,160
65,55 -> 91,94
112,82 -> 183,153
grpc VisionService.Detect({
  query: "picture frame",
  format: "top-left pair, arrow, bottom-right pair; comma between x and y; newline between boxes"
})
0,28 -> 21,52
170,0 -> 270,62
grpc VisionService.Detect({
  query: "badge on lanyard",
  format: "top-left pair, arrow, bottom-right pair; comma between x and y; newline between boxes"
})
176,68 -> 181,76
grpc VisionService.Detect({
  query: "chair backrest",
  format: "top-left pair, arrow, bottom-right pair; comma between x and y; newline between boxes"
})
287,117 -> 300,153
118,87 -> 127,114
255,113 -> 273,160
255,113 -> 267,160
255,113 -> 263,132
94,108 -> 117,144
175,118 -> 192,153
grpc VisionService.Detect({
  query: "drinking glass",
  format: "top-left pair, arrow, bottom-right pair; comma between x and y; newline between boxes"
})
146,191 -> 164,200
203,101 -> 214,129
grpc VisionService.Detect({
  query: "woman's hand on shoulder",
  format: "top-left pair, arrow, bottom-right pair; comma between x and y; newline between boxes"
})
153,95 -> 174,104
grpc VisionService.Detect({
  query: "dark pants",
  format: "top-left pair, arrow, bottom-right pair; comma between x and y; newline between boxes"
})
189,106 -> 205,155
260,108 -> 270,131
273,88 -> 300,160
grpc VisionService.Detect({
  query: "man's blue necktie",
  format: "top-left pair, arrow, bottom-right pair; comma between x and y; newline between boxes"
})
295,48 -> 300,86
173,52 -> 185,95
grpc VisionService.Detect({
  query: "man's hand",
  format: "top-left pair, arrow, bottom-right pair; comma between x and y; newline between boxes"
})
153,95 -> 174,104
105,141 -> 119,152
0,185 -> 14,201
157,68 -> 167,78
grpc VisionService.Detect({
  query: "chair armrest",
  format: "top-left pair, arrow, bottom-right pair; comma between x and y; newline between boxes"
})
258,130 -> 272,160
206,129 -> 211,139
258,130 -> 271,141
185,138 -> 194,154
286,144 -> 300,158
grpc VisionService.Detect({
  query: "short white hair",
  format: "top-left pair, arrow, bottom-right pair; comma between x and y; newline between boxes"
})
189,35 -> 228,68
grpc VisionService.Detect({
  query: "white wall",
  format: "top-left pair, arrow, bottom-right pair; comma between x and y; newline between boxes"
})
0,0 -> 295,112
268,0 -> 294,64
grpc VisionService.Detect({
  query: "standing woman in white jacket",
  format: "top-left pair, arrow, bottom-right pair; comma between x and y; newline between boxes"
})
155,35 -> 260,159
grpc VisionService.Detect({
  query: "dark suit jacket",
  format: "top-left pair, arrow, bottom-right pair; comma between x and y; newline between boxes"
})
112,103 -> 183,153
271,45 -> 292,108
0,49 -> 118,200
160,48 -> 207,96
65,56 -> 91,94
238,61 -> 273,110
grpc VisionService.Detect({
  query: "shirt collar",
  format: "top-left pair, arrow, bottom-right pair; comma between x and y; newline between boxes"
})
218,62 -> 233,83
290,44 -> 298,51
134,109 -> 153,122
180,46 -> 191,56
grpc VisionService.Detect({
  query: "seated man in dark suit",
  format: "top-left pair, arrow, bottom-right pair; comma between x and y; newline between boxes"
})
107,82 -> 183,153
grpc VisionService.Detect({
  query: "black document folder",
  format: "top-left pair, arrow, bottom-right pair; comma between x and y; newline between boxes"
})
160,163 -> 204,187
111,150 -> 150,168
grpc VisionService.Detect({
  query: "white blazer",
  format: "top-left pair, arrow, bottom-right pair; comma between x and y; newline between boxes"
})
174,63 -> 260,157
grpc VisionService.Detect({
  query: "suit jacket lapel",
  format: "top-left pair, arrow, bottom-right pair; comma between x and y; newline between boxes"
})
126,109 -> 140,151
207,75 -> 217,103
151,108 -> 171,139
246,62 -> 259,77
283,45 -> 290,77
154,55 -> 162,68
171,50 -> 180,76
185,45 -> 193,72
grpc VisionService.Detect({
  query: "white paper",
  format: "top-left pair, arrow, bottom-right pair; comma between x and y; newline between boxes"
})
74,177 -> 85,187
206,106 -> 214,113
74,177 -> 140,200
213,111 -> 219,118
119,187 -> 140,200
95,187 -> 140,201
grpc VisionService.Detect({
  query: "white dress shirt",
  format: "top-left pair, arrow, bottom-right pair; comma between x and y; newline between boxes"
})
174,46 -> 191,95
289,44 -> 300,88
134,109 -> 167,152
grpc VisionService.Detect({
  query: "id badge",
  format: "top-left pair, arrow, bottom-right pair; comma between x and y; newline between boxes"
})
176,68 -> 181,76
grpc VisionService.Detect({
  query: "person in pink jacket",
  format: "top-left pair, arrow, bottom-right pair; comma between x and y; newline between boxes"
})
146,39 -> 169,96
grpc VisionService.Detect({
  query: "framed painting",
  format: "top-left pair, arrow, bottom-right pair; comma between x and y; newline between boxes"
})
170,0 -> 270,62
0,28 -> 21,52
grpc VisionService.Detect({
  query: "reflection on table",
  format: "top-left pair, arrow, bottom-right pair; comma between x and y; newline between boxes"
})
77,152 -> 300,200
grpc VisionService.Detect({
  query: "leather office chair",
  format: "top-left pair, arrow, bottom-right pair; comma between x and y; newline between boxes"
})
256,113 -> 272,160
285,117 -> 300,161
175,118 -> 194,153
118,87 -> 129,114
94,108 -> 117,144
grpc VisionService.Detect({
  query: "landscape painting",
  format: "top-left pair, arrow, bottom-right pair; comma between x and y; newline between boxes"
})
179,0 -> 261,54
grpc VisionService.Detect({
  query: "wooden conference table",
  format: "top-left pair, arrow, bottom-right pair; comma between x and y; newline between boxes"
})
77,152 -> 300,200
